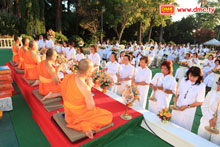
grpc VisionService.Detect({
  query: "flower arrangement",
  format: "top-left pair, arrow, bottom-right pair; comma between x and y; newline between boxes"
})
39,48 -> 47,55
157,107 -> 172,123
122,85 -> 139,107
91,70 -> 101,87
179,61 -> 190,67
120,85 -> 139,120
68,62 -> 78,73
111,48 -> 120,52
98,72 -> 113,93
56,55 -> 68,65
212,68 -> 220,74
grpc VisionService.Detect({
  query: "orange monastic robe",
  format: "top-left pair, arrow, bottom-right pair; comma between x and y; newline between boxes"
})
18,47 -> 26,69
24,51 -> 39,80
37,60 -> 61,95
12,44 -> 20,63
61,74 -> 113,132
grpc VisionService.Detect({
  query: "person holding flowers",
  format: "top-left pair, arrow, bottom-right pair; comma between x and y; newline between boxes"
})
172,66 -> 205,131
203,54 -> 215,78
198,77 -> 220,146
117,55 -> 135,95
88,45 -> 100,71
103,52 -> 119,93
133,56 -> 152,109
204,60 -> 220,91
149,60 -> 176,114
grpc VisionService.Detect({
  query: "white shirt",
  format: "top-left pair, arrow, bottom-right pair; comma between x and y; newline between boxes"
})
151,73 -> 177,108
154,49 -> 164,57
119,64 -> 134,79
76,53 -> 85,62
135,67 -> 152,84
176,79 -> 205,107
45,39 -> 54,49
190,58 -> 199,66
106,61 -> 120,83
55,45 -> 62,54
200,90 -> 220,124
146,50 -> 155,58
38,39 -> 45,49
66,48 -> 76,60
88,53 -> 100,69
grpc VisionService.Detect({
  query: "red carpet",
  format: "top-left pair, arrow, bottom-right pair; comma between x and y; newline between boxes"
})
6,62 -> 142,147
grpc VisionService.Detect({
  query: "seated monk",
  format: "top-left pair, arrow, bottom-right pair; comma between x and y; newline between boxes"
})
18,38 -> 29,69
61,59 -> 113,139
24,40 -> 41,85
12,36 -> 21,65
38,48 -> 61,100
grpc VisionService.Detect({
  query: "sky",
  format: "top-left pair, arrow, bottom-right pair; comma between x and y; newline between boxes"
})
172,0 -> 218,22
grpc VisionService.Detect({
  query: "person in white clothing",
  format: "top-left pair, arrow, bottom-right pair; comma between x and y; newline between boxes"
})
149,60 -> 177,114
117,55 -> 135,95
172,66 -> 205,131
62,41 -> 68,56
45,35 -> 54,49
66,41 -> 76,61
153,46 -> 164,67
146,46 -> 155,67
55,41 -> 62,54
103,52 -> 120,93
88,45 -> 100,71
118,51 -> 125,64
204,59 -> 220,90
190,53 -> 199,67
198,77 -> 220,146
202,55 -> 215,78
133,56 -> 152,109
38,35 -> 45,50
175,53 -> 191,82
76,47 -> 85,62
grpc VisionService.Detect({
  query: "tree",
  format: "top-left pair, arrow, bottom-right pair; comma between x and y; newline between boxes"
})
194,28 -> 216,44
55,0 -> 62,33
19,0 -> 46,36
104,0 -> 141,43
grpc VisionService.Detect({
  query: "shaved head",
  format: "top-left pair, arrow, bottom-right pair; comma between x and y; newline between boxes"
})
78,59 -> 93,74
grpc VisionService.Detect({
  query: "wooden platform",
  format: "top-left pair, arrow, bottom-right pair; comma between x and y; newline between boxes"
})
22,75 -> 35,86
53,112 -> 114,142
14,67 -> 24,74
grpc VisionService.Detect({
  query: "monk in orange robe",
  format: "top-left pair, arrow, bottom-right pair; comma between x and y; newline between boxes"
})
18,38 -> 29,69
24,40 -> 41,84
12,36 -> 21,64
61,59 -> 113,139
38,49 -> 61,100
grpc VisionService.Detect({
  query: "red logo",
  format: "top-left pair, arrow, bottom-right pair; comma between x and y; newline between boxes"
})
160,5 -> 175,15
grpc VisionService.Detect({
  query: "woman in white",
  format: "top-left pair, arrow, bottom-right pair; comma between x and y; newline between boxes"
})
172,66 -> 205,131
149,60 -> 177,114
175,53 -> 191,82
117,55 -> 135,95
133,56 -> 152,109
62,41 -> 68,56
88,45 -> 100,71
76,47 -> 85,62
66,41 -> 76,61
203,55 -> 215,78
204,59 -> 220,90
103,52 -> 120,93
55,41 -> 62,54
190,53 -> 199,67
118,51 -> 125,64
198,77 -> 220,146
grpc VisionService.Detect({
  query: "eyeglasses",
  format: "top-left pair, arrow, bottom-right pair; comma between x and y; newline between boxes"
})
216,82 -> 220,85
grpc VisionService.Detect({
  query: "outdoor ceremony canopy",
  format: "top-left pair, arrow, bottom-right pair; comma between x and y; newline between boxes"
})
203,38 -> 220,46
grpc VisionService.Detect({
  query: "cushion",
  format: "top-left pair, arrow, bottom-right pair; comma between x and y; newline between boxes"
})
53,112 -> 114,143
14,67 -> 24,74
9,61 -> 17,66
22,75 -> 35,85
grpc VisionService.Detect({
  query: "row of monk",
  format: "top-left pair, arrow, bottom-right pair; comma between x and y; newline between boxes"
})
11,38 -> 113,139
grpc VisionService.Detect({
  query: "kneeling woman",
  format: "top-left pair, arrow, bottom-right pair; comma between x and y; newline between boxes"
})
149,60 -> 177,114
172,66 -> 205,131
61,59 -> 113,139
198,77 -> 220,146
